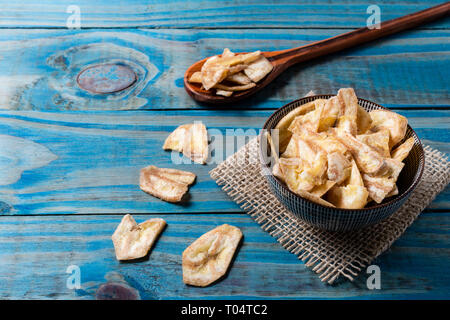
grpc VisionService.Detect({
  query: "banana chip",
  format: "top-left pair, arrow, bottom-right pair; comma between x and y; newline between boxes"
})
319,97 -> 342,131
326,184 -> 369,209
391,137 -> 414,161
182,224 -> 243,287
214,83 -> 256,91
140,165 -> 196,203
348,159 -> 364,187
184,122 -> 209,164
362,174 -> 396,204
362,158 -> 404,203
163,122 -> 208,164
357,105 -> 372,134
378,158 -> 405,181
112,214 -> 166,261
387,184 -> 399,197
296,189 -> 335,207
225,72 -> 252,85
163,124 -> 191,152
243,55 -> 273,82
327,151 -> 351,185
144,165 -> 196,185
336,88 -> 358,135
356,129 -> 390,158
272,162 -> 284,182
279,157 -> 315,192
275,100 -> 318,152
188,71 -> 202,84
302,130 -> 348,157
310,180 -> 336,198
228,64 -> 247,75
221,48 -> 235,58
288,100 -> 325,134
201,56 -> 228,90
369,110 -> 408,148
334,131 -> 384,174
216,89 -> 233,97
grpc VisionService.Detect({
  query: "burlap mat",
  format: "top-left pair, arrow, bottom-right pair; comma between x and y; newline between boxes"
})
210,137 -> 450,284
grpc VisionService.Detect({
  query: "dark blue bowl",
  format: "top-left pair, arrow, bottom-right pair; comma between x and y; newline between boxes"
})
259,95 -> 425,232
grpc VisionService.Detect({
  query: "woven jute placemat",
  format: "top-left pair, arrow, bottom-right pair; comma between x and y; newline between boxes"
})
210,137 -> 450,284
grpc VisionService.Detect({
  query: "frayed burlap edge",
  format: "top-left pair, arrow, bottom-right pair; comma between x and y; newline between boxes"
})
210,137 -> 450,284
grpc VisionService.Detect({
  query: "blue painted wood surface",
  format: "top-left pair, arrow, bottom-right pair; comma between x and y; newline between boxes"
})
0,28 -> 448,110
0,213 -> 448,299
0,109 -> 448,215
0,0 -> 448,300
0,0 -> 448,29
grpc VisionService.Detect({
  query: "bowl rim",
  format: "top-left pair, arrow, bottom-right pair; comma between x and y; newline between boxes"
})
259,94 -> 425,212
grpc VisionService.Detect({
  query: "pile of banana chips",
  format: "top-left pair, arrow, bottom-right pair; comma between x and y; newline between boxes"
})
271,88 -> 414,209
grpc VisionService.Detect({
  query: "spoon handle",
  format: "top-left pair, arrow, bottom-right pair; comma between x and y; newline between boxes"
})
268,2 -> 449,70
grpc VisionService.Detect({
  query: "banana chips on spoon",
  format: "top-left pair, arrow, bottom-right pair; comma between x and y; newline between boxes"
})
188,48 -> 273,97
271,88 -> 414,209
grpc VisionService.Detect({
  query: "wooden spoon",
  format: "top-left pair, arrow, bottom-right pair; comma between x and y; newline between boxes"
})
184,2 -> 449,104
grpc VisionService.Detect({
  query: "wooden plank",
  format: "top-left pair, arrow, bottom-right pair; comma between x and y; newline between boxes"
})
0,212 -> 448,299
0,28 -> 448,111
0,109 -> 448,215
0,0 -> 448,29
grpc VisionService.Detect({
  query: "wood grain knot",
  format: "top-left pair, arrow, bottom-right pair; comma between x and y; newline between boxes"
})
77,64 -> 137,94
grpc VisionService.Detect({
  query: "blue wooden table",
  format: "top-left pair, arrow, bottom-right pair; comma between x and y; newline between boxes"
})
0,1 -> 448,299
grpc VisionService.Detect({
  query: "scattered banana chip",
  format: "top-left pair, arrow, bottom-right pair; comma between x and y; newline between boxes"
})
112,214 -> 166,261
184,122 -> 209,164
140,165 -> 196,203
188,48 -> 273,97
163,124 -> 191,153
182,224 -> 243,287
163,122 -> 208,164
270,88 -> 414,208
